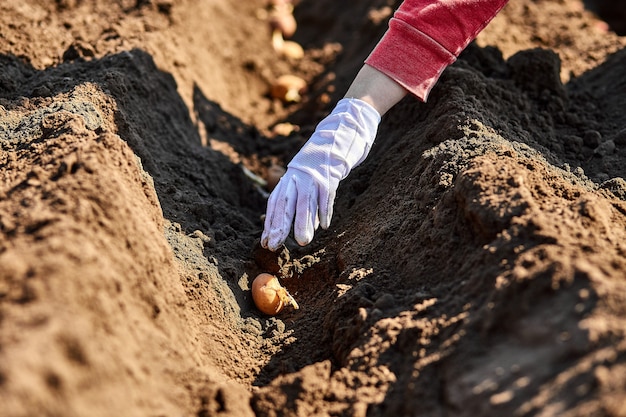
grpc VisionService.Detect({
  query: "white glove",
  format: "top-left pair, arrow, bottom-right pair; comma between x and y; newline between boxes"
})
261,97 -> 381,251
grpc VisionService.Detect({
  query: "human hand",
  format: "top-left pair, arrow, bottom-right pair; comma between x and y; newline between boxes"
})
261,98 -> 381,251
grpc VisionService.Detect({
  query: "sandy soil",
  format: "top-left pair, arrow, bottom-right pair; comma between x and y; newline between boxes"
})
1,0 -> 626,416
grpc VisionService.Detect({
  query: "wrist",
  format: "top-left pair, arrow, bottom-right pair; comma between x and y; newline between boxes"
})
288,96 -> 380,181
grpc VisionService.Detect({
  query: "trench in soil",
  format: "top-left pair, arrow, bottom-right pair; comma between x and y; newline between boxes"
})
2,1 -> 626,416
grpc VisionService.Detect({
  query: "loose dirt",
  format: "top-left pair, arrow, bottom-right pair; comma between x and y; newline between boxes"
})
1,0 -> 626,416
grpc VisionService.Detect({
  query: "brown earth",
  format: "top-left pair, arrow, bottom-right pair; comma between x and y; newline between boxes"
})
1,0 -> 626,416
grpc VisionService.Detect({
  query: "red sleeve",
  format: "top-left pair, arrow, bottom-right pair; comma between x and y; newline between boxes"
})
365,0 -> 509,101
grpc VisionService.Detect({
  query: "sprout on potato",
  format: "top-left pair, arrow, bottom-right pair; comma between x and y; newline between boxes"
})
270,74 -> 307,102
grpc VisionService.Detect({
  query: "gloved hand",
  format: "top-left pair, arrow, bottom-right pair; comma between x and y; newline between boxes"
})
261,97 -> 381,251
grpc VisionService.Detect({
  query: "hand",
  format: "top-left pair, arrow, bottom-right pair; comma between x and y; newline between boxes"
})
261,98 -> 381,251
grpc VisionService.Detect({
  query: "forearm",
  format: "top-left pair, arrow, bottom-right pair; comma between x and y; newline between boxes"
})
344,64 -> 408,116
365,0 -> 509,101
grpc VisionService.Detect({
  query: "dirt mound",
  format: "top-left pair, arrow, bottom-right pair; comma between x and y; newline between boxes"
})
1,0 -> 626,416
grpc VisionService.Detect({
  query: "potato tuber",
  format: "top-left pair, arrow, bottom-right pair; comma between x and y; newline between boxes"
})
252,273 -> 299,315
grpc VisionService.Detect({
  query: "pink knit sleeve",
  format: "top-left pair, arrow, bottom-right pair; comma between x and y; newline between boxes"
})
365,0 -> 509,101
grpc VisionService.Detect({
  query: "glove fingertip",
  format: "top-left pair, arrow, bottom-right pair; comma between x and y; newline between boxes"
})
295,231 -> 313,247
293,229 -> 313,247
267,232 -> 286,252
262,174 -> 299,252
267,242 -> 280,252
